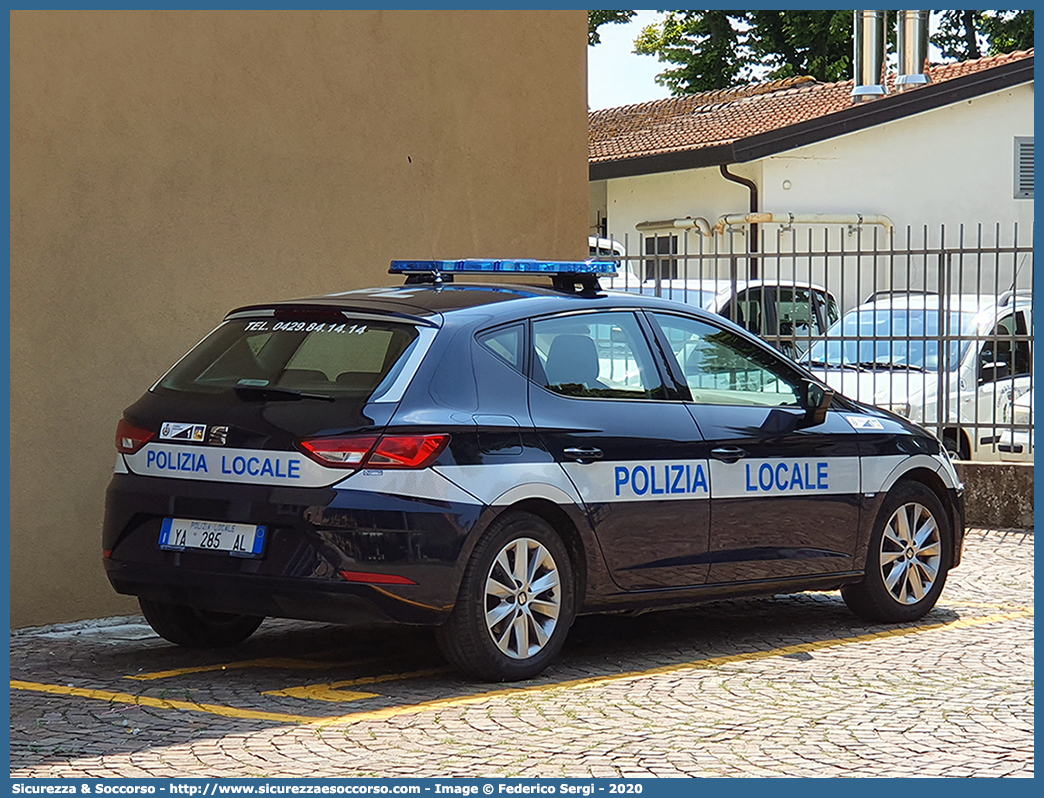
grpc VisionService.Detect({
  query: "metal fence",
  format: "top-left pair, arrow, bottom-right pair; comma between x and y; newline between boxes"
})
600,223 -> 1034,461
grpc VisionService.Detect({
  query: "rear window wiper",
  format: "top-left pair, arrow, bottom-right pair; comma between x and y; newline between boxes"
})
804,360 -> 868,371
233,382 -> 336,402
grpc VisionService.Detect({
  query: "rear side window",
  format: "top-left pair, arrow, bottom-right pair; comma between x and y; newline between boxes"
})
477,324 -> 524,373
158,315 -> 419,400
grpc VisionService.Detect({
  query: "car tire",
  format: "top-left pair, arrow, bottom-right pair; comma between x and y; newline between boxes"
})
942,431 -> 966,461
842,480 -> 951,623
138,597 -> 264,648
435,511 -> 576,682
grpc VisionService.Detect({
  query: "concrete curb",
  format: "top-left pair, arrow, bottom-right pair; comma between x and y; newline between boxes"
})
955,461 -> 1034,530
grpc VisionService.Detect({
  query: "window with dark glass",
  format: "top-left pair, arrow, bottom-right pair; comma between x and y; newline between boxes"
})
477,324 -> 525,373
652,313 -> 802,407
532,312 -> 663,400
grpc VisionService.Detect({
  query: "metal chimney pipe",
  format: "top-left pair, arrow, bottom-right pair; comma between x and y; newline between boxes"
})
896,10 -> 931,91
852,10 -> 887,102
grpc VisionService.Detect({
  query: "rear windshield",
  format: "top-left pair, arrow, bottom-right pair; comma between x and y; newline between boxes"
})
158,315 -> 420,400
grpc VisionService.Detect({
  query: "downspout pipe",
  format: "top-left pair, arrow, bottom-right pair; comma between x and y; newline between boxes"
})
719,164 -> 758,278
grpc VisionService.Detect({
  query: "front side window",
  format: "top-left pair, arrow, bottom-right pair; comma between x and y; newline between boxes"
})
532,312 -> 663,400
980,311 -> 1032,382
774,287 -> 817,338
652,313 -> 802,407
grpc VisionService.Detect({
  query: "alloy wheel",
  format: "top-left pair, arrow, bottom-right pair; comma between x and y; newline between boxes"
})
879,501 -> 943,605
483,537 -> 562,659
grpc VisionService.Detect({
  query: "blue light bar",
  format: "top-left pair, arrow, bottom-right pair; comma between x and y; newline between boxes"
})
390,259 -> 618,277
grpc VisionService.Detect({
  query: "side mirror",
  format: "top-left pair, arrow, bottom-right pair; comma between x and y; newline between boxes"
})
802,379 -> 835,427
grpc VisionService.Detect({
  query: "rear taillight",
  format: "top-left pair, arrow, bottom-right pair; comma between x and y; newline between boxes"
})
297,434 -> 449,469
297,436 -> 378,467
115,419 -> 155,455
368,435 -> 450,468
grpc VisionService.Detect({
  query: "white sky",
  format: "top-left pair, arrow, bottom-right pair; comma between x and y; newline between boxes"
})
587,11 -> 671,111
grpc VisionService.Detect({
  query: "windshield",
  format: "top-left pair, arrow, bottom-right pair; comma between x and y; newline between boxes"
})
158,315 -> 420,400
803,307 -> 978,371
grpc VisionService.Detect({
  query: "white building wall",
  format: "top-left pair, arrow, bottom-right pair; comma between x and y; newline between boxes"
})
595,83 -> 1033,308
602,162 -> 761,251
760,84 -> 1034,240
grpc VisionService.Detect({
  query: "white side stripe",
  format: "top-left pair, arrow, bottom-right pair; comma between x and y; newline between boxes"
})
862,453 -> 960,494
336,468 -> 481,504
711,457 -> 860,499
434,463 -> 581,507
124,444 -> 345,488
563,460 -> 710,504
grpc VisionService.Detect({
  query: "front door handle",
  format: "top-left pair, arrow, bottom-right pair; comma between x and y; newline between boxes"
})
710,446 -> 746,464
563,447 -> 604,463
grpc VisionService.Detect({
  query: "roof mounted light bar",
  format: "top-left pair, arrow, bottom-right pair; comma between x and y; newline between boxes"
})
389,259 -> 618,293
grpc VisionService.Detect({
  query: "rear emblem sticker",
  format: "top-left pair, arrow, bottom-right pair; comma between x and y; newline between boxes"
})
160,422 -> 207,442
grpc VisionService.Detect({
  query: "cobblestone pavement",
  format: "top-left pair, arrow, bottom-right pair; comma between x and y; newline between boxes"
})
11,528 -> 1033,778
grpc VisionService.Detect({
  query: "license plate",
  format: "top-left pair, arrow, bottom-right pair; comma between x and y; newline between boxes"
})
159,518 -> 266,558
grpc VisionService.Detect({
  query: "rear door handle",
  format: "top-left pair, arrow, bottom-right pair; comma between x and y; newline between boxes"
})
710,446 -> 746,464
563,447 -> 604,463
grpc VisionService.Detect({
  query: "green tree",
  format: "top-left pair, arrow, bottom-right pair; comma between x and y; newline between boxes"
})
980,10 -> 1035,52
624,9 -> 1034,96
933,10 -> 986,59
633,11 -> 750,93
931,10 -> 1034,60
747,10 -> 852,83
588,10 -> 637,46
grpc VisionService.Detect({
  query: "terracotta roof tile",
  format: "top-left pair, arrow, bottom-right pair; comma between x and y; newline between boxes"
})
590,50 -> 1034,164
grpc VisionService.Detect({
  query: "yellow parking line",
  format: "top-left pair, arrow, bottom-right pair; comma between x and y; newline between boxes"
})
263,666 -> 450,702
9,680 -> 321,724
949,600 -> 1031,611
126,655 -> 382,682
11,607 -> 1032,726
310,607 -> 1034,727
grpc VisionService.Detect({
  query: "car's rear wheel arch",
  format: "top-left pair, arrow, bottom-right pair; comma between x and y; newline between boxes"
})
455,499 -> 589,609
503,499 -> 588,608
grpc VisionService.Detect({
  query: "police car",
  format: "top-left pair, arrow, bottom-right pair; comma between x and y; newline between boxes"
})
104,259 -> 965,681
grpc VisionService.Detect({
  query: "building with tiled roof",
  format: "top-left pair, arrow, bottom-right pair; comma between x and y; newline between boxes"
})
590,50 -> 1033,176
589,50 -> 1033,298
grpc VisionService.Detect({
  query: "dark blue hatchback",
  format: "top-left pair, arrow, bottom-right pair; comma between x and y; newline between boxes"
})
104,260 -> 965,680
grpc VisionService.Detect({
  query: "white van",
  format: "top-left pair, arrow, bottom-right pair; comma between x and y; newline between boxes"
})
608,276 -> 839,359
802,291 -> 1032,461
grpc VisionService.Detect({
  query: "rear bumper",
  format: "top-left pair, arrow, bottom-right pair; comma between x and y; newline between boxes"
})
103,472 -> 482,626
104,559 -> 448,626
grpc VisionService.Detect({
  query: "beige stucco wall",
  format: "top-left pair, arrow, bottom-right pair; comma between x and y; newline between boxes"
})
10,9 -> 588,627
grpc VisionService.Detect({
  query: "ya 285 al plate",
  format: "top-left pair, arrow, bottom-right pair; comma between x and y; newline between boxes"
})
159,518 -> 266,558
